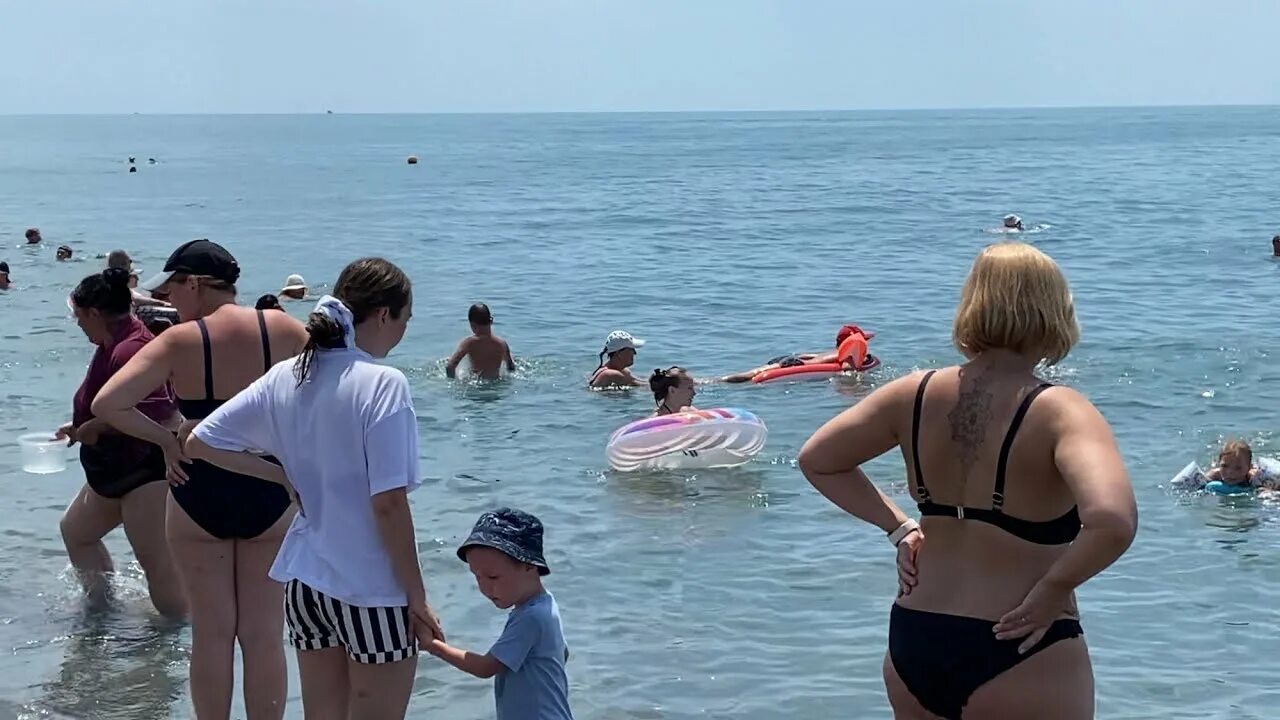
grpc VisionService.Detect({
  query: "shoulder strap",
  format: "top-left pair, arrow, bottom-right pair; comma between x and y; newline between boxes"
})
195,319 -> 215,400
257,310 -> 272,374
992,383 -> 1055,510
910,370 -> 938,501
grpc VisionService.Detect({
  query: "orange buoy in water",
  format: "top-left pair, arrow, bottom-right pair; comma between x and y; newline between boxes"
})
407,156 -> 419,165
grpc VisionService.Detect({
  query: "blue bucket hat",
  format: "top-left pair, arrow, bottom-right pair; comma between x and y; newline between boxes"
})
457,508 -> 550,575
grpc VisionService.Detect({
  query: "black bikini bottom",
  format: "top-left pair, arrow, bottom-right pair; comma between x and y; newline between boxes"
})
888,604 -> 1083,720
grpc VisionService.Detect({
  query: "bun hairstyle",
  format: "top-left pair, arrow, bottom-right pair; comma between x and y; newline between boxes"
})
649,366 -> 687,404
71,267 -> 133,316
294,257 -> 412,385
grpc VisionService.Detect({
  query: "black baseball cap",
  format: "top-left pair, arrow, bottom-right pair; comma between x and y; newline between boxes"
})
141,239 -> 240,291
468,303 -> 494,324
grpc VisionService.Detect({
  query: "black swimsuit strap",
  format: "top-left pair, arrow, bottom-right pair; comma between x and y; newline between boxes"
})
256,310 -> 272,374
910,370 -> 937,501
196,319 -> 215,400
992,383 -> 1055,510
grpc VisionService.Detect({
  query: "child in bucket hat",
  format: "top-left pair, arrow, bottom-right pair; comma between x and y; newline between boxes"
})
427,508 -> 573,720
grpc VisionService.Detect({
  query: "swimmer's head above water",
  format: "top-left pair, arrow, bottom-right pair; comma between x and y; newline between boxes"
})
1002,214 -> 1024,231
1272,235 -> 1280,257
649,366 -> 695,415
56,245 -> 73,261
468,302 -> 494,333
598,330 -> 644,369
1216,439 -> 1253,484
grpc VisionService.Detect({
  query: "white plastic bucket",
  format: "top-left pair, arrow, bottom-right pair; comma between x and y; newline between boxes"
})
19,433 -> 67,474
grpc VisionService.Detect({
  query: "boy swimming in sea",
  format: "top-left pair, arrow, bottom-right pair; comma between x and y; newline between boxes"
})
446,303 -> 516,380
428,509 -> 573,720
1205,440 -> 1277,489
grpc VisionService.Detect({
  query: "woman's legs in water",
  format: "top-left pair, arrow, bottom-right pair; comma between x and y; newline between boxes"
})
235,510 -> 292,720
120,482 -> 186,619
348,655 -> 419,720
297,647 -> 350,720
167,494 -> 237,720
59,485 -> 122,607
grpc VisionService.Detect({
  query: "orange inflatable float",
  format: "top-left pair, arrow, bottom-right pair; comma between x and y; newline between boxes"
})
752,325 -> 880,384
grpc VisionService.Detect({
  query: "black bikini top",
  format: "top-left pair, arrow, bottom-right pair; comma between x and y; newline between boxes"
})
910,370 -> 1080,546
176,310 -> 272,420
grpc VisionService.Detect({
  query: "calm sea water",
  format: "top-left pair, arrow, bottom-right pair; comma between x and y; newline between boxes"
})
1,108 -> 1279,719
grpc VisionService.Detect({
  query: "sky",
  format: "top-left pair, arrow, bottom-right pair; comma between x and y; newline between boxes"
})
2,0 -> 1278,114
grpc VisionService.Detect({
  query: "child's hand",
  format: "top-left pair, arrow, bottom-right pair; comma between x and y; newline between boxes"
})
426,638 -> 449,658
410,602 -> 445,648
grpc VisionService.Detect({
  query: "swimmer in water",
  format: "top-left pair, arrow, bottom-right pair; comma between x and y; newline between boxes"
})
1204,439 -> 1277,489
445,303 -> 515,380
57,245 -> 73,261
279,274 -> 308,300
721,324 -> 877,383
650,367 -> 697,416
1003,214 -> 1025,231
0,261 -> 10,290
588,331 -> 645,389
25,228 -> 42,244
1272,235 -> 1279,257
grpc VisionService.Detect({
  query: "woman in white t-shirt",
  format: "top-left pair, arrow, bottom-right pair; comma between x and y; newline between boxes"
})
183,257 -> 444,719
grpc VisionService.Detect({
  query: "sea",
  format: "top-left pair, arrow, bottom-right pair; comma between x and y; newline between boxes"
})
1,107 -> 1278,719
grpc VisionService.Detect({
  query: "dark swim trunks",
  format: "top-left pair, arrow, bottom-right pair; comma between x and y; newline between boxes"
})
766,355 -> 806,368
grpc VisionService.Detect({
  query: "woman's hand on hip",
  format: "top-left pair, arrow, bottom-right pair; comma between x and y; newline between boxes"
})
994,578 -> 1075,653
896,529 -> 923,597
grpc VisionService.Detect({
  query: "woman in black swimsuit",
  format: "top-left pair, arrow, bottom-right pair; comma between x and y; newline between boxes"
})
798,242 -> 1136,720
94,240 -> 309,720
56,268 -> 185,618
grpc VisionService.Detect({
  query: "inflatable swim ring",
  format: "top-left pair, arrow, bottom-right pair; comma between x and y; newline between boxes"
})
1170,457 -> 1280,495
606,407 -> 767,472
752,354 -> 881,384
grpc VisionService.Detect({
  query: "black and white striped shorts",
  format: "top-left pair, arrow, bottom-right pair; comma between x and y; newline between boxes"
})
284,579 -> 417,664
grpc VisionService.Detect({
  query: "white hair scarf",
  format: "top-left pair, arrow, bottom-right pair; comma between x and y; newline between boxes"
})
313,294 -> 355,347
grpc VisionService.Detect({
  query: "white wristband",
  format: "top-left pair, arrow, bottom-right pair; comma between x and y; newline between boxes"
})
888,519 -> 920,546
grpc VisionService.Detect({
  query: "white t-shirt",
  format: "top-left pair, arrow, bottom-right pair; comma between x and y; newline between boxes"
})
192,347 -> 421,607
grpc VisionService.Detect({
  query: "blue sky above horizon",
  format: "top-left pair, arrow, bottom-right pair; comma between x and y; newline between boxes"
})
3,1 -> 1278,114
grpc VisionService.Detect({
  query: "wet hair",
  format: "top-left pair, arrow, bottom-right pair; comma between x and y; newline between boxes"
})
1220,439 -> 1252,465
294,257 -> 411,385
468,302 -> 493,325
57,245 -> 73,258
71,267 -> 132,315
255,293 -> 283,311
952,242 -> 1079,365
649,366 -> 689,405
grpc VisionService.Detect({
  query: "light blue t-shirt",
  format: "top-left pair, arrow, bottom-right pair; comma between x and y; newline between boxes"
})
489,591 -> 573,720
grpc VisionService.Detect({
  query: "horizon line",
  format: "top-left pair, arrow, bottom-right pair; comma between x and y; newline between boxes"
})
2,101 -> 1278,117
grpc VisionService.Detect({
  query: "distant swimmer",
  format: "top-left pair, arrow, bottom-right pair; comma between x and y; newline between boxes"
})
148,158 -> 157,165
279,273 -> 308,300
446,303 -> 516,380
128,157 -> 136,164
649,366 -> 697,416
1272,234 -> 1279,257
56,245 -> 73,261
0,261 -> 10,290
129,166 -> 137,173
721,324 -> 878,383
25,228 -> 42,244
1003,214 -> 1025,231
589,330 -> 646,389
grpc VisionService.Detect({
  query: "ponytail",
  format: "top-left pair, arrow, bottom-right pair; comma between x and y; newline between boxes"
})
294,312 -> 347,386
71,267 -> 133,315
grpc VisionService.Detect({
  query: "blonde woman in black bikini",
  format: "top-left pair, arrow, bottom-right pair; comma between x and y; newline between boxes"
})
799,242 -> 1136,720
